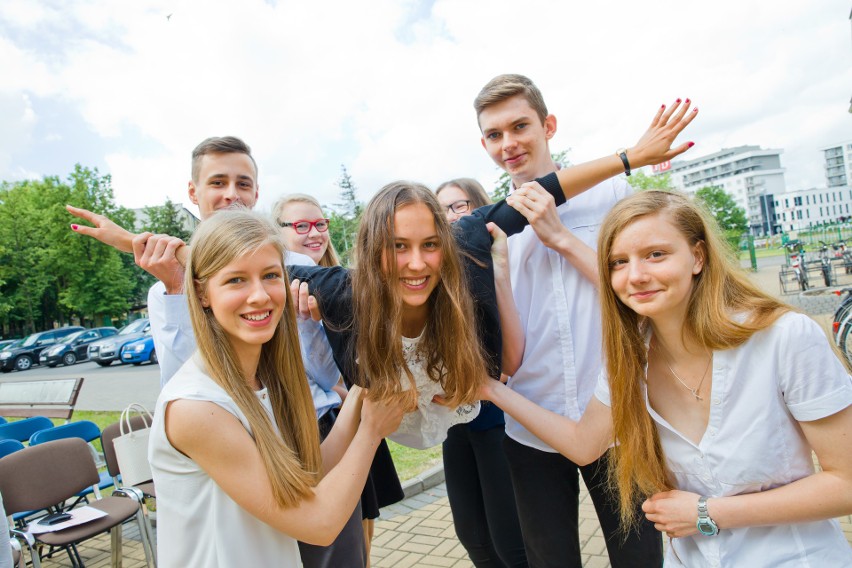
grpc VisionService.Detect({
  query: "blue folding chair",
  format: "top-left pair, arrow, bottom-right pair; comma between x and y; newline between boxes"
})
30,420 -> 115,500
0,416 -> 7,425
0,439 -> 24,459
0,416 -> 54,443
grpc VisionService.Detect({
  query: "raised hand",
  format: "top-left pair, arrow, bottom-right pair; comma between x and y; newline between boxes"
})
67,205 -> 136,253
628,98 -> 698,169
132,233 -> 187,294
289,279 -> 322,322
361,392 -> 407,439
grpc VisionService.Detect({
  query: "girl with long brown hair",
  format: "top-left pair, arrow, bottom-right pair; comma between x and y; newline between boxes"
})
148,210 -> 405,567
288,100 -> 698,451
479,190 -> 852,566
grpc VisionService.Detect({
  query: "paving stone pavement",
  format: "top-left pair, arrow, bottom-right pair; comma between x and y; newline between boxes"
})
19,260 -> 852,566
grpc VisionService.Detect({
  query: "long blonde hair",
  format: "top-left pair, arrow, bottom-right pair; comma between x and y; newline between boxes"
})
272,193 -> 341,267
351,181 -> 488,408
597,190 -> 789,528
186,209 -> 321,508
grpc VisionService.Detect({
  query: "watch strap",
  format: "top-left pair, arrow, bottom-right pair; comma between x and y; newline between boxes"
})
616,148 -> 631,177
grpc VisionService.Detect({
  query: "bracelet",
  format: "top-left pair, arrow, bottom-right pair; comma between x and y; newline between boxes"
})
615,148 -> 631,176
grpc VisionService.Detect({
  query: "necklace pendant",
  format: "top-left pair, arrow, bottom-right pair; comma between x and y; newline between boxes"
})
691,390 -> 703,401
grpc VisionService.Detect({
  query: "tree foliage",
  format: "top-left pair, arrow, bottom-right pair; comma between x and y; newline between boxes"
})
142,198 -> 193,242
329,165 -> 363,266
0,165 -> 146,337
628,170 -> 673,191
490,149 -> 571,201
695,186 -> 748,233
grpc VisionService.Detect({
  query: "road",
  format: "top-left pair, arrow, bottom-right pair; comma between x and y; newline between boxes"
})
0,359 -> 161,412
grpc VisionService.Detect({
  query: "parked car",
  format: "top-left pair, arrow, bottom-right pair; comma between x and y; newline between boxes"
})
39,327 -> 119,367
0,339 -> 20,352
87,319 -> 150,367
0,327 -> 85,372
120,334 -> 157,366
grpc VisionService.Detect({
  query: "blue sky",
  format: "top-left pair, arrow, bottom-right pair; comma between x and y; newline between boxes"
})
1,0 -> 850,218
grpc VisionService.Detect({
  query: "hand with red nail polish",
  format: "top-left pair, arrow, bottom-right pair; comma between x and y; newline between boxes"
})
623,97 -> 700,169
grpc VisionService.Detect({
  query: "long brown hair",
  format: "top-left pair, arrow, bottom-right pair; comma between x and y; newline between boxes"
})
186,209 -> 321,508
272,193 -> 341,267
597,190 -> 789,528
351,181 -> 488,408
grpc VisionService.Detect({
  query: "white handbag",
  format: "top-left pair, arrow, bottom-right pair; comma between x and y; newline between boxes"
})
113,403 -> 154,487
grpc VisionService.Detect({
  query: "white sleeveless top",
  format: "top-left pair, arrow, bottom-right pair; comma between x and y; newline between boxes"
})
149,355 -> 302,567
387,334 -> 480,449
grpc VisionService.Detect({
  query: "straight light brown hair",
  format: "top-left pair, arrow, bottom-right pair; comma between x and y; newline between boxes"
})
597,190 -> 790,529
351,181 -> 488,408
186,209 -> 321,508
191,136 -> 258,183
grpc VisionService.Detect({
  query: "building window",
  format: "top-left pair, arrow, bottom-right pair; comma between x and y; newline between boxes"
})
807,210 -> 810,219
794,196 -> 803,206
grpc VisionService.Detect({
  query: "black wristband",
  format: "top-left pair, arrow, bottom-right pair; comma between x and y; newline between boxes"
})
616,149 -> 631,176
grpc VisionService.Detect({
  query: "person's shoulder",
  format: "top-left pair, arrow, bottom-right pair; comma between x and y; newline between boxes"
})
147,281 -> 167,302
161,355 -> 228,401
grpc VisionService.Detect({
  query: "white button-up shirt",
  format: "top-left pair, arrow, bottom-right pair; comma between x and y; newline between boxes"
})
595,312 -> 852,567
505,177 -> 630,451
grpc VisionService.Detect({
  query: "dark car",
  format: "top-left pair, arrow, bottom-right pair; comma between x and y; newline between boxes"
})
88,319 -> 151,367
39,327 -> 119,367
0,327 -> 85,372
120,334 -> 157,366
0,339 -> 20,352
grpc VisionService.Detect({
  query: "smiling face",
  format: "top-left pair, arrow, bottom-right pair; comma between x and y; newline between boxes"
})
479,94 -> 557,186
277,201 -> 329,264
609,213 -> 704,326
201,243 -> 286,365
389,202 -> 444,335
189,152 -> 259,219
436,184 -> 471,223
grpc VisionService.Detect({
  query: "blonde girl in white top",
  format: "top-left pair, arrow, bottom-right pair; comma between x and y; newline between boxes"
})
482,190 -> 852,566
149,210 -> 404,567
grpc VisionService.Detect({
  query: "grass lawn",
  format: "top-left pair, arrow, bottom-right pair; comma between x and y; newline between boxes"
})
41,411 -> 441,482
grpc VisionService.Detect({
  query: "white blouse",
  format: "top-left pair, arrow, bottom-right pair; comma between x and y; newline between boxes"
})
149,355 -> 302,567
387,334 -> 480,450
595,312 -> 852,567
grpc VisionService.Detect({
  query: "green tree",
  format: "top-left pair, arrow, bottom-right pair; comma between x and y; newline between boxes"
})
329,165 -> 363,266
490,149 -> 571,201
695,185 -> 749,251
627,170 -> 673,191
695,186 -> 748,233
142,198 -> 193,242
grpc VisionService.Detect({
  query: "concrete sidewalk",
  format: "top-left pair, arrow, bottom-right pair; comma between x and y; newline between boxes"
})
22,259 -> 852,566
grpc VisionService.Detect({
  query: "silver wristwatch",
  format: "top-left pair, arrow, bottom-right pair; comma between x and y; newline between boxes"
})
696,496 -> 719,536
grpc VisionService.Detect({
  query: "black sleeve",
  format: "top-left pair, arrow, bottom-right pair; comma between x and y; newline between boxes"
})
286,264 -> 359,386
465,171 -> 564,238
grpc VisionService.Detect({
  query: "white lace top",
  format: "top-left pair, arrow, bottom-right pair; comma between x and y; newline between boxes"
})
387,334 -> 480,449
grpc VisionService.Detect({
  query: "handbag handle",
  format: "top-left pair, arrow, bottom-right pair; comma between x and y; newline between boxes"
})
119,403 -> 154,436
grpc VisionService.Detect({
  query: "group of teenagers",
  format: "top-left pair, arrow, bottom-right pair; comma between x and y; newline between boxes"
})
66,74 -> 852,568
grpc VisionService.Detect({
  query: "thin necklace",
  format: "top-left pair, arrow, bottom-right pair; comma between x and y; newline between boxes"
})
654,341 -> 712,401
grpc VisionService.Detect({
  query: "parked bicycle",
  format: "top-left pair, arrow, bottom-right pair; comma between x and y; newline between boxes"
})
831,287 -> 852,365
778,240 -> 809,293
814,241 -> 836,287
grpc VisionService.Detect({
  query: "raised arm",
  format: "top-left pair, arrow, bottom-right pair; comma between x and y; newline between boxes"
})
550,99 -> 696,201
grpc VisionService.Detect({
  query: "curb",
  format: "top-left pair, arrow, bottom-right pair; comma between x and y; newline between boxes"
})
400,463 -> 445,499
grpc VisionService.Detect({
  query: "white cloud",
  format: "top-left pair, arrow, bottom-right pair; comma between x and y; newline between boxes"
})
0,0 -> 850,214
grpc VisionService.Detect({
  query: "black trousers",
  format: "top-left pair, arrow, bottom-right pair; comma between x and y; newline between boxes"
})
503,437 -> 663,568
443,424 -> 528,567
298,410 -> 367,568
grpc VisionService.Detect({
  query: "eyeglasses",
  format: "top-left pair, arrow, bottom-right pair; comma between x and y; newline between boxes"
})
278,219 -> 330,234
444,200 -> 471,215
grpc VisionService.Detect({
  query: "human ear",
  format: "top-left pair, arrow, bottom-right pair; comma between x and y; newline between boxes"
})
544,115 -> 557,141
188,180 -> 199,205
692,241 -> 706,275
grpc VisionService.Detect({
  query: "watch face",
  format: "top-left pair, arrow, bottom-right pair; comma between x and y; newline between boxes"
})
697,519 -> 718,536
